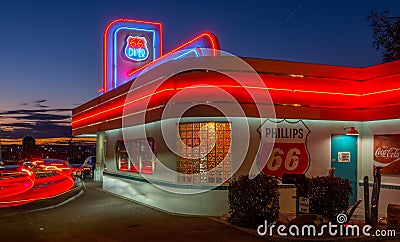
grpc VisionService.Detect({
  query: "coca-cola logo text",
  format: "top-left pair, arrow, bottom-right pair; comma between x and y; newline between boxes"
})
375,146 -> 400,159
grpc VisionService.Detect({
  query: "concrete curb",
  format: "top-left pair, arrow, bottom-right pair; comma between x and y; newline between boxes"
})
85,181 -> 206,218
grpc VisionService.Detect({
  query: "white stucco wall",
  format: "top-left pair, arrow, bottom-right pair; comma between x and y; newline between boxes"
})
301,119 -> 400,219
100,118 -> 400,217
358,119 -> 400,219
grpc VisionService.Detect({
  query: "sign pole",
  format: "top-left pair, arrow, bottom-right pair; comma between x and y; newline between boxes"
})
363,176 -> 370,225
370,167 -> 382,228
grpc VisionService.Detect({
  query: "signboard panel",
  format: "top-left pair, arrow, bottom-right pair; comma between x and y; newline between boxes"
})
258,119 -> 311,178
299,197 -> 310,213
114,27 -> 157,86
374,134 -> 400,175
338,152 -> 351,162
104,19 -> 162,93
103,19 -> 219,94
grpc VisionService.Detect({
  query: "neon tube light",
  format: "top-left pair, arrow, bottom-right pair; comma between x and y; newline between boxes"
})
362,87 -> 400,96
72,88 -> 174,125
173,49 -> 200,60
113,27 -> 156,88
72,83 -> 400,127
127,33 -> 219,78
103,19 -> 162,93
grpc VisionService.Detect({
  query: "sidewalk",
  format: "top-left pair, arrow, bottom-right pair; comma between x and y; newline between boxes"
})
209,216 -> 399,242
1,179 -> 397,241
86,180 -> 399,242
0,179 -> 264,242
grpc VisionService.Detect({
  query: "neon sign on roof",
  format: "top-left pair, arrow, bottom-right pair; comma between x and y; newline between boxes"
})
102,19 -> 220,94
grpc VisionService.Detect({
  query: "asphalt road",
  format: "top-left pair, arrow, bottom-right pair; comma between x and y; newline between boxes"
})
0,181 -> 264,242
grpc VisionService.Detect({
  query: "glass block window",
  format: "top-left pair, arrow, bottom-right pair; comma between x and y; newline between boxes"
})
116,138 -> 156,174
177,122 -> 231,183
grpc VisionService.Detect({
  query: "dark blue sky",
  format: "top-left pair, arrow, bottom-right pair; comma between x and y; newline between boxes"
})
0,0 -> 399,138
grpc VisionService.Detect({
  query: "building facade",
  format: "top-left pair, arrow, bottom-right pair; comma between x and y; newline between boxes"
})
72,19 -> 400,218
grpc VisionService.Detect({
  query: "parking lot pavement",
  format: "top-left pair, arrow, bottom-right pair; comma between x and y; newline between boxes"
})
0,181 -> 264,242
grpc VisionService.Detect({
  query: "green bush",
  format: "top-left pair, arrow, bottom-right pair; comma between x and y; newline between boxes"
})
228,173 -> 280,228
307,176 -> 352,221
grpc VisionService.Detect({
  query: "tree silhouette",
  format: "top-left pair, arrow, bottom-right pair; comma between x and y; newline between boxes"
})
367,10 -> 400,63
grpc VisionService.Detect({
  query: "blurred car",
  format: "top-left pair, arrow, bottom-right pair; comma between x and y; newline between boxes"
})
26,159 -> 82,177
82,156 -> 96,179
35,159 -> 72,172
23,160 -> 34,169
69,163 -> 83,177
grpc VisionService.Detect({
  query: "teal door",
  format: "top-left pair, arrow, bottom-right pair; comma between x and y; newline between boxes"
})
331,135 -> 358,205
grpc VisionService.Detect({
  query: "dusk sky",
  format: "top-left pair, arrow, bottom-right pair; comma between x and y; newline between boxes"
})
0,0 -> 399,138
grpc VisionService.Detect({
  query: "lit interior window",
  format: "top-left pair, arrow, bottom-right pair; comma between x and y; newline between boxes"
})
177,122 -> 231,183
116,138 -> 156,174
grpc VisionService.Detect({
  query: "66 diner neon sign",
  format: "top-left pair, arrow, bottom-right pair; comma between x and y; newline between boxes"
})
258,119 -> 311,178
124,36 -> 149,61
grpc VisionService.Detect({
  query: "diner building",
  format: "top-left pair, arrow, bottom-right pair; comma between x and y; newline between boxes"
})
72,19 -> 400,217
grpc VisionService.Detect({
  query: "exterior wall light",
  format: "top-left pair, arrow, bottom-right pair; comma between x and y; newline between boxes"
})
345,127 -> 359,135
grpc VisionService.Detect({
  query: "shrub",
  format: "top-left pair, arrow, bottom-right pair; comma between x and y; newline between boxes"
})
228,173 -> 280,228
307,176 -> 352,221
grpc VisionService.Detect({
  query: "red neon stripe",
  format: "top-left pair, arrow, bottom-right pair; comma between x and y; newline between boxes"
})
362,87 -> 400,96
103,19 -> 122,94
74,68 -> 400,129
72,88 -> 174,125
71,87 -> 348,127
72,82 -> 400,127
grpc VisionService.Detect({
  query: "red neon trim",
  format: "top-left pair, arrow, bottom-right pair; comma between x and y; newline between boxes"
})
362,87 -> 400,96
127,32 -> 218,77
103,19 -> 162,93
72,83 -> 400,128
177,85 -> 363,97
71,85 -> 360,126
72,88 -> 174,125
104,19 -> 121,94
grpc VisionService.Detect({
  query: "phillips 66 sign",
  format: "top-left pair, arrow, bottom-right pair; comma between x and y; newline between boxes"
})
257,119 -> 311,178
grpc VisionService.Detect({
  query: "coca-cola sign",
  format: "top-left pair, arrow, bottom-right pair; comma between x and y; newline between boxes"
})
374,134 -> 400,175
